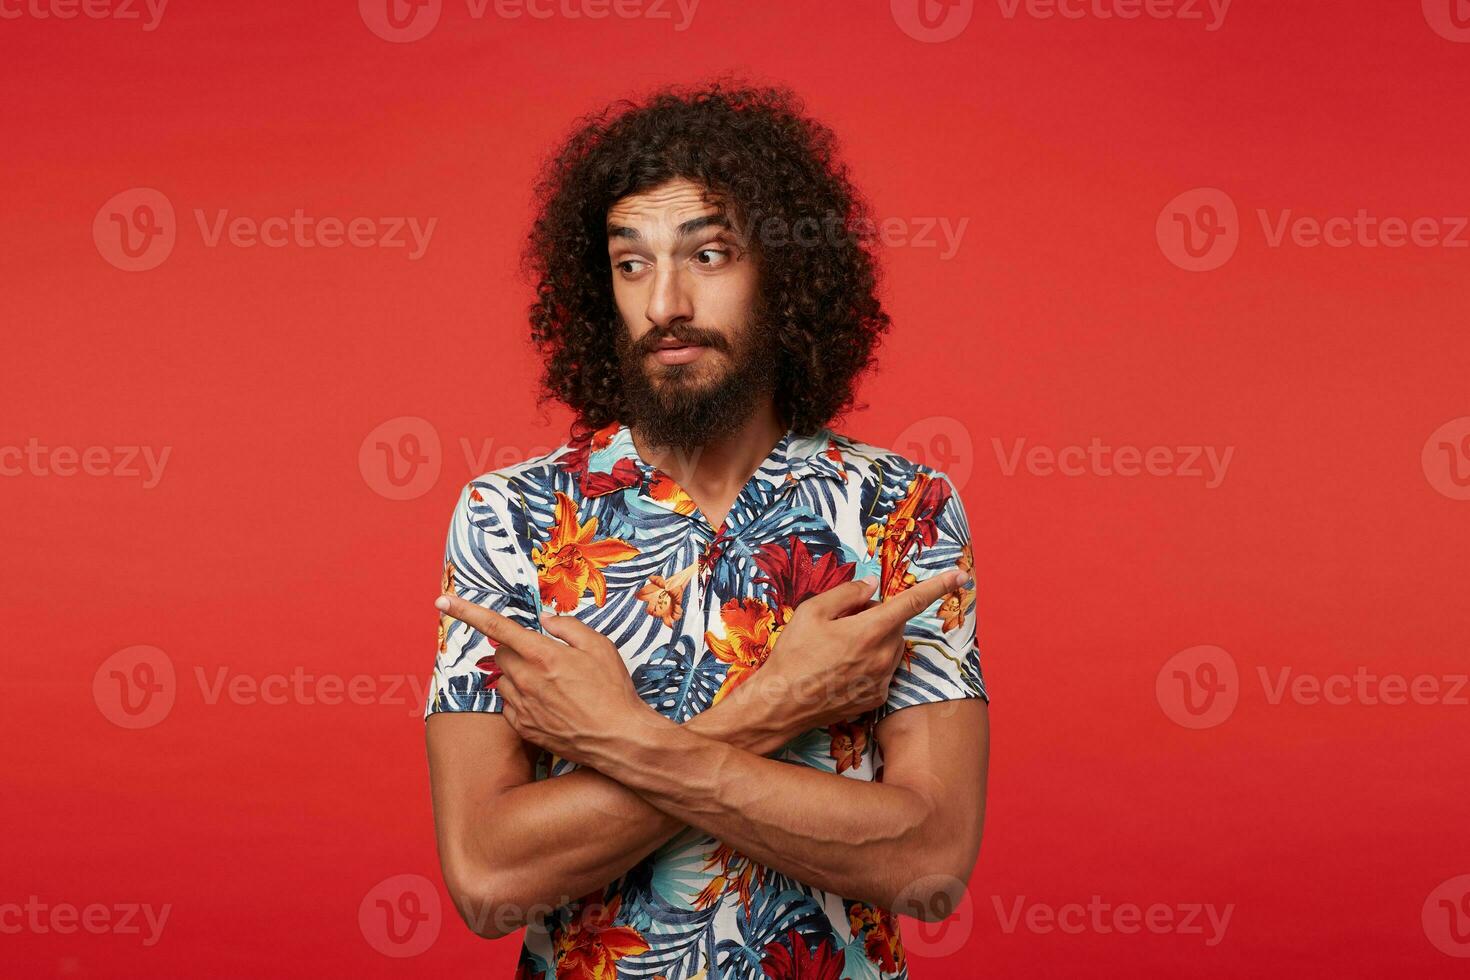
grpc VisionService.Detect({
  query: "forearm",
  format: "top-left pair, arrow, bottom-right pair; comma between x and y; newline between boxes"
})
467,692 -> 799,932
584,715 -> 951,912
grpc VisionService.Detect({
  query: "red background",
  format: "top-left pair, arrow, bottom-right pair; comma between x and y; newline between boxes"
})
3,1 -> 1468,976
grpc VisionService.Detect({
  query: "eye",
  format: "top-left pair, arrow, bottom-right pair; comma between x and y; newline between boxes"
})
693,247 -> 731,268
614,257 -> 649,276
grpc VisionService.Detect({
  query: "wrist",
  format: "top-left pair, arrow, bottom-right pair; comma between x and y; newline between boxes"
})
696,670 -> 808,754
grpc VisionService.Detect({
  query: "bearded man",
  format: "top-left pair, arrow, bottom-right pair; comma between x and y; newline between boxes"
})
425,80 -> 990,980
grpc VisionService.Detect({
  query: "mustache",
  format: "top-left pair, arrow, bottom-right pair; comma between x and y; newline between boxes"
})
633,325 -> 731,356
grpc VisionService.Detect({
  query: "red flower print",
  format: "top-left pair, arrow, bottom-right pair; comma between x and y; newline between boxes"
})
760,929 -> 844,979
753,536 -> 855,624
848,903 -> 906,974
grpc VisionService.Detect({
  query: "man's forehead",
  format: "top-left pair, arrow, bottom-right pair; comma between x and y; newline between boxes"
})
607,180 -> 725,230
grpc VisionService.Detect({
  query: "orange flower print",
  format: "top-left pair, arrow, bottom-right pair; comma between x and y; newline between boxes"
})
635,564 -> 696,628
827,720 -> 868,773
696,842 -> 766,914
956,542 -> 973,575
705,598 -> 780,705
937,585 -> 974,633
869,472 -> 951,584
880,560 -> 917,601
532,492 -> 639,613
848,903 -> 906,974
647,471 -> 699,516
553,894 -> 650,980
437,560 -> 456,653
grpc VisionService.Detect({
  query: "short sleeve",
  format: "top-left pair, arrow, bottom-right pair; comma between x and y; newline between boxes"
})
874,472 -> 988,722
424,479 -> 542,719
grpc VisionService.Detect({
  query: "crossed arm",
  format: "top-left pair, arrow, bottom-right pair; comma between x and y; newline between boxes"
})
426,573 -> 989,940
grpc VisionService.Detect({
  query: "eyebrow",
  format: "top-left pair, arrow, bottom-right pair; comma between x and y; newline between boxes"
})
607,214 -> 730,242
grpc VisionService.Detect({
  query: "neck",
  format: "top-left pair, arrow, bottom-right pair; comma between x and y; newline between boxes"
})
630,398 -> 786,500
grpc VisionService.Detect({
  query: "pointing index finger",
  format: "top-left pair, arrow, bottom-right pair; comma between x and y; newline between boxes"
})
435,593 -> 557,658
861,569 -> 970,631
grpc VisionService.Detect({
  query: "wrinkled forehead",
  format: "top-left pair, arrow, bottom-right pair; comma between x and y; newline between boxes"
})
606,179 -> 733,242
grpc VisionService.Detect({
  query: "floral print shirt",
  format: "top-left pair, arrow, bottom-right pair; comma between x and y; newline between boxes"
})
426,421 -> 988,980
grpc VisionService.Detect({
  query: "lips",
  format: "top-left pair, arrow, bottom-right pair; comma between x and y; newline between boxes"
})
650,344 -> 707,366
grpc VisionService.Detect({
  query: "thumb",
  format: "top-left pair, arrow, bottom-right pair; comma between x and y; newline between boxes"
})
537,611 -> 596,648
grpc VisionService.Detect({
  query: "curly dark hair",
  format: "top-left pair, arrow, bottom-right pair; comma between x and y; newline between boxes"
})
521,78 -> 891,438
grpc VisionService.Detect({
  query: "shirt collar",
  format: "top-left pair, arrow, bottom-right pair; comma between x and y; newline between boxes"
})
567,421 -> 846,500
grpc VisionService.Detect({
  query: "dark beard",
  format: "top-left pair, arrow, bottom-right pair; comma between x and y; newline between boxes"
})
615,318 -> 778,452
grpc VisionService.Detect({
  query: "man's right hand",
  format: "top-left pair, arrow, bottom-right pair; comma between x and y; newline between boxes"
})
747,569 -> 971,734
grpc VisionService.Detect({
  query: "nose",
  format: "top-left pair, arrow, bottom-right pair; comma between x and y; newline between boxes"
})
644,262 -> 695,331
